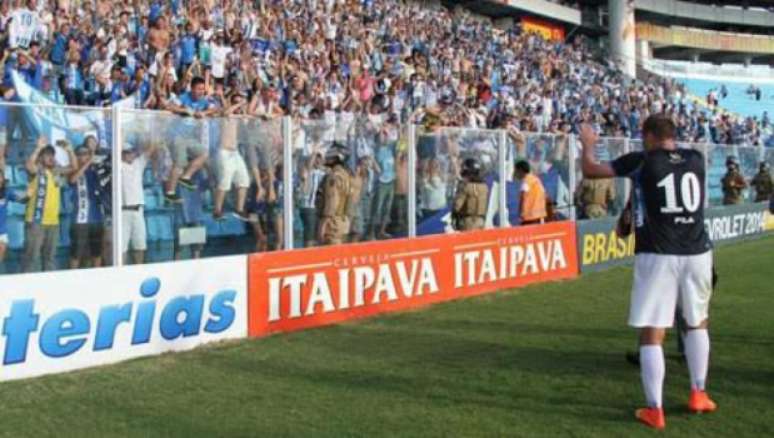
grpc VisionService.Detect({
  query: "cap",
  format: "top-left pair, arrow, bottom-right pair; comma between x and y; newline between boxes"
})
122,141 -> 137,152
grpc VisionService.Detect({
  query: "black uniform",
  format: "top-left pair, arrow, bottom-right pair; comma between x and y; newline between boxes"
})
611,149 -> 712,256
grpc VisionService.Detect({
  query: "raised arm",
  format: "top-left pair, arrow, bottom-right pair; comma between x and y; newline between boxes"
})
26,137 -> 48,175
68,153 -> 92,184
579,124 -> 616,179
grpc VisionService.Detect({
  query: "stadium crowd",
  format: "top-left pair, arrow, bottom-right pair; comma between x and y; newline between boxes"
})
0,0 -> 770,273
0,0 -> 770,145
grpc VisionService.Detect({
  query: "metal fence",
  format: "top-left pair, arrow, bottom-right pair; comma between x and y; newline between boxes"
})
1,101 -> 772,274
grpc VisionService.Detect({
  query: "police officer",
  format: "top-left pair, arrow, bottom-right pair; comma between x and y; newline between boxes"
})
318,143 -> 354,246
751,162 -> 773,203
452,158 -> 488,231
576,178 -> 616,219
721,156 -> 747,205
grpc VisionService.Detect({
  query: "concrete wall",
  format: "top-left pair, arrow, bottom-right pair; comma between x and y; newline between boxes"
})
636,0 -> 774,28
496,0 -> 581,25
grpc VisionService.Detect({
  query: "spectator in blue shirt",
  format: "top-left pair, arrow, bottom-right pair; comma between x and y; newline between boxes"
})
165,76 -> 217,202
63,49 -> 84,105
178,23 -> 198,77
0,166 -> 17,272
68,145 -> 106,269
49,23 -> 70,67
109,66 -> 128,104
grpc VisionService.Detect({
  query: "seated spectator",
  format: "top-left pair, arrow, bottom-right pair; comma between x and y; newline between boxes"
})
22,137 -> 74,273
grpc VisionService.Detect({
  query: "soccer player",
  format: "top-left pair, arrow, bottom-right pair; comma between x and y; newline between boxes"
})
580,115 -> 716,429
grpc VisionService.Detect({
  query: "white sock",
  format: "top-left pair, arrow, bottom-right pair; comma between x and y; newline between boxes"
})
640,345 -> 665,408
684,329 -> 710,391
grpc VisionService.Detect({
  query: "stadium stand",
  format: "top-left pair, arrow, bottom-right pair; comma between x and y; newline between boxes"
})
0,0 -> 770,274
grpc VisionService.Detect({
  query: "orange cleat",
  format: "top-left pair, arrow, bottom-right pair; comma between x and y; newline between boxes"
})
635,407 -> 666,429
688,390 -> 717,413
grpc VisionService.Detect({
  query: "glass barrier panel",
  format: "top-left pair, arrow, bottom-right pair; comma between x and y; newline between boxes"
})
119,109 -> 283,263
0,102 -> 113,274
238,116 -> 284,252
706,144 -> 760,207
295,114 -> 408,247
737,146 -> 762,203
570,136 -> 627,220
758,148 -> 774,206
417,127 -> 500,235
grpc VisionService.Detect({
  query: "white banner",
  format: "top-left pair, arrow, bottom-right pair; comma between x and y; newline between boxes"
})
0,256 -> 247,381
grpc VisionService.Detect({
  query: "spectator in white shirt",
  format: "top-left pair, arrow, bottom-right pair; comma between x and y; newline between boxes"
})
121,140 -> 156,264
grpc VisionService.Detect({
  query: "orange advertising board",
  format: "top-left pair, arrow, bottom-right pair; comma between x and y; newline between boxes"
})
247,222 -> 578,337
521,17 -> 565,42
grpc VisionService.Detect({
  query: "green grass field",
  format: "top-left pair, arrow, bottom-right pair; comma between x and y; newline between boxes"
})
1,236 -> 772,437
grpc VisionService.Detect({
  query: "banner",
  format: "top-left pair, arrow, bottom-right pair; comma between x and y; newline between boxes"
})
521,17 -> 565,42
0,256 -> 247,381
577,202 -> 771,272
765,210 -> 774,232
10,71 -> 109,149
576,217 -> 636,273
704,202 -> 768,244
247,222 -> 578,337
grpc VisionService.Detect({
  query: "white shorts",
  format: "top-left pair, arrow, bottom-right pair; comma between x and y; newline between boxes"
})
0,233 -> 7,244
629,251 -> 713,328
217,149 -> 250,191
122,209 -> 147,252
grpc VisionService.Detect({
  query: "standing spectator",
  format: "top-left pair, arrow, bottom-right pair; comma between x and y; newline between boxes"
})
0,164 -> 23,273
121,141 -> 154,265
178,22 -> 198,78
514,159 -> 547,225
349,155 -> 376,243
298,152 -> 326,247
419,158 -> 448,220
369,130 -> 396,240
8,0 -> 40,50
67,144 -> 104,269
392,149 -> 409,236
22,137 -> 74,272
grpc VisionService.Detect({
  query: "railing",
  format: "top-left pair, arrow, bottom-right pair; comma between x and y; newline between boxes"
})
0,101 -> 771,275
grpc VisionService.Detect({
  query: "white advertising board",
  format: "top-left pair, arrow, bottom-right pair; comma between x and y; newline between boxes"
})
0,256 -> 247,381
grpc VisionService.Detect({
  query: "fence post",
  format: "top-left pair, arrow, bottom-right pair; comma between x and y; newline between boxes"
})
568,134 -> 577,221
282,116 -> 294,250
407,124 -> 417,238
498,129 -> 508,228
111,106 -> 123,267
704,143 -> 710,209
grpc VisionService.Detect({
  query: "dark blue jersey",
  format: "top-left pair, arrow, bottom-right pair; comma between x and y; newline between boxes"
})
612,148 -> 712,255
